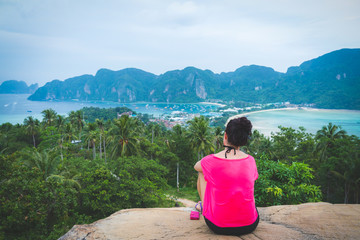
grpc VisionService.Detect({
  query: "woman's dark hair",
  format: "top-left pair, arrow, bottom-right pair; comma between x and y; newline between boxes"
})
225,117 -> 252,147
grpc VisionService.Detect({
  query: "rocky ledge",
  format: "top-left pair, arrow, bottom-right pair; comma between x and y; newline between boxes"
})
59,202 -> 360,240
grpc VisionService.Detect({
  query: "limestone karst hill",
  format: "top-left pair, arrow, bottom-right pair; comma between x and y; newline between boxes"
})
59,202 -> 360,240
27,48 -> 360,110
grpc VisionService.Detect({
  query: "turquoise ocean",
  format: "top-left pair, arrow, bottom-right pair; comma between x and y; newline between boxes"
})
0,94 -> 219,122
1,94 -> 359,137
245,109 -> 360,137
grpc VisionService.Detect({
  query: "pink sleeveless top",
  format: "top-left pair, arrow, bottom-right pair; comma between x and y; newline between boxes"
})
201,154 -> 258,227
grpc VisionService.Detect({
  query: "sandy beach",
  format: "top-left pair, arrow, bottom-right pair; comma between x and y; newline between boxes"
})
199,101 -> 227,107
226,107 -> 298,124
227,107 -> 360,122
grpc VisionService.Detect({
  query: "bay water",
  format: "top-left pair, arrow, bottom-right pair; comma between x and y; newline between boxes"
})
0,94 -> 219,123
245,108 -> 360,137
1,94 -> 359,137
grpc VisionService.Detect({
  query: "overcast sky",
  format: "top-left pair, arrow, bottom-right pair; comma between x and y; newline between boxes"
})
0,0 -> 359,86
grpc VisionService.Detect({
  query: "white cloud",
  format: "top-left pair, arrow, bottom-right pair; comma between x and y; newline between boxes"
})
0,0 -> 359,85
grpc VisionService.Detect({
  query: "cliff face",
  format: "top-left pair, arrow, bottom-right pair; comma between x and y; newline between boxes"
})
59,202 -> 360,240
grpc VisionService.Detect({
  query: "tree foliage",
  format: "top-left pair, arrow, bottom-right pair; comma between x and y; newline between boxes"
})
0,107 -> 359,239
255,155 -> 322,206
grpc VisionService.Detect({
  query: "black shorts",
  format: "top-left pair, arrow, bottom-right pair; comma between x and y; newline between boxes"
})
203,209 -> 259,236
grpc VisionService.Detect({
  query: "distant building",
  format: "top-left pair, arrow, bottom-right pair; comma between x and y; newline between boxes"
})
117,111 -> 133,118
149,118 -> 180,129
71,140 -> 82,144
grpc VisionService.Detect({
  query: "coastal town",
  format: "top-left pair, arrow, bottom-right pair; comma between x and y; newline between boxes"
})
130,101 -> 317,129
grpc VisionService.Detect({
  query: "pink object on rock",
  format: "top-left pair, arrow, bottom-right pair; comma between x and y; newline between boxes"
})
190,211 -> 200,220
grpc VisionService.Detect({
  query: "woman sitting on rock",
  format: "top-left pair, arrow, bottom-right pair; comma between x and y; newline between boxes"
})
194,116 -> 259,235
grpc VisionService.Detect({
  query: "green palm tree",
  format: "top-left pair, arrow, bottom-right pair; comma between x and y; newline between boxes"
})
24,116 -> 40,147
213,126 -> 223,153
147,122 -> 163,142
168,124 -> 186,151
46,173 -> 81,191
187,116 -> 214,160
84,122 -> 98,160
96,119 -> 105,159
248,130 -> 272,157
64,123 -> 75,143
69,110 -> 84,140
331,169 -> 352,203
168,124 -> 188,191
315,123 -> 346,201
48,163 -> 81,189
55,115 -> 67,161
21,148 -> 59,180
56,137 -> 65,162
109,115 -> 141,157
315,122 -> 346,162
331,149 -> 359,204
41,109 -> 57,128
19,148 -> 81,200
56,115 -> 66,131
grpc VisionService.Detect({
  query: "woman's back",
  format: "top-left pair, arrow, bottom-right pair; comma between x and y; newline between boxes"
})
201,154 -> 258,228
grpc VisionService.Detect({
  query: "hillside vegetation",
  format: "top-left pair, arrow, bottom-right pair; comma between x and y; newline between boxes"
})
1,107 -> 359,239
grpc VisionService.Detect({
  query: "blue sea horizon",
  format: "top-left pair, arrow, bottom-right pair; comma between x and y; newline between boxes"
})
1,94 -> 359,137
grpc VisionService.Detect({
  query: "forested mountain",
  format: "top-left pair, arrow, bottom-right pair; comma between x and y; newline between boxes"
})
0,80 -> 38,94
27,48 -> 360,109
28,69 -> 157,102
277,48 -> 360,109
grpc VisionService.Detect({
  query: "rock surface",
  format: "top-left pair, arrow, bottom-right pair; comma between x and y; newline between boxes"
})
59,202 -> 360,240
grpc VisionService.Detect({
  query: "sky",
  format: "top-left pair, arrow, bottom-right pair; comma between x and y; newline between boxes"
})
0,0 -> 359,86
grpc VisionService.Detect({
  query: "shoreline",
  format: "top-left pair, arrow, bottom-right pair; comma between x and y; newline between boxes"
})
227,107 -> 298,122
199,101 -> 227,107
231,107 -> 360,117
4,94 -> 358,112
225,107 -> 360,126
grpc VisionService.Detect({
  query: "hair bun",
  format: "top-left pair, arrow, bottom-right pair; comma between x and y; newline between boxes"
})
225,116 -> 253,146
238,117 -> 252,135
